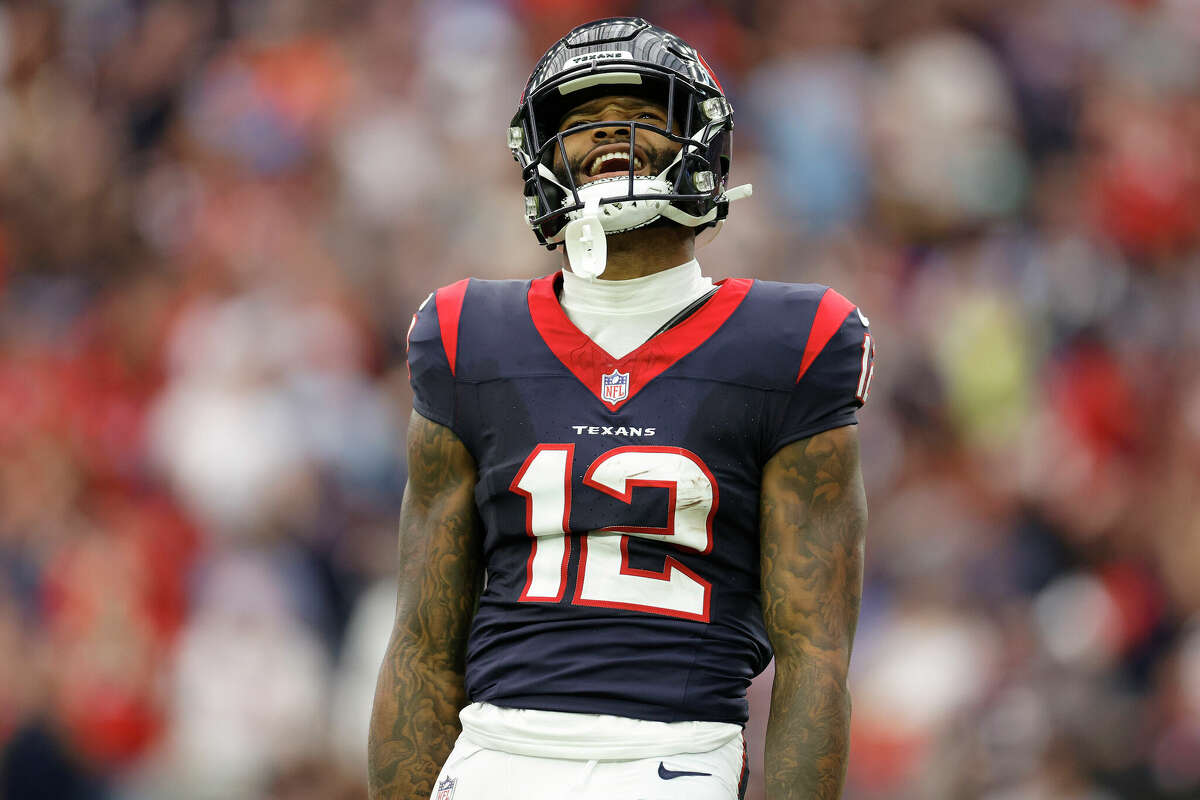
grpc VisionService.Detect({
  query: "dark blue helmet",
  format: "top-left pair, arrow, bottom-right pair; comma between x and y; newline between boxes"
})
508,18 -> 749,255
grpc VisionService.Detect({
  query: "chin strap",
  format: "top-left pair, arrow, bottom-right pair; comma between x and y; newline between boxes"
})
563,192 -> 607,279
657,183 -> 753,228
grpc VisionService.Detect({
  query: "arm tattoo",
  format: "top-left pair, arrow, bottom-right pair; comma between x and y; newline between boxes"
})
760,425 -> 867,800
368,411 -> 483,799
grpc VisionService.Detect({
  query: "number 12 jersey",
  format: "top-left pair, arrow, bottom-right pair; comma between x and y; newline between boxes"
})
407,271 -> 873,725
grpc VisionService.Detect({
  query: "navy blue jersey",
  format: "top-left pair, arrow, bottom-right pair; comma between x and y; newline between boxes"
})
406,272 -> 874,725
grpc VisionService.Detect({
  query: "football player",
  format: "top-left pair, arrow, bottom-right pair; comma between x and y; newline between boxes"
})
368,17 -> 874,800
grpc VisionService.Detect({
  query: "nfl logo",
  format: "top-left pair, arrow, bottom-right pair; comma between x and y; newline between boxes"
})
436,776 -> 456,800
601,368 -> 630,404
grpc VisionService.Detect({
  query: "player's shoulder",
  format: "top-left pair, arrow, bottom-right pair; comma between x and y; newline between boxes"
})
746,279 -> 858,318
420,277 -> 531,317
746,279 -> 829,301
701,279 -> 868,390
410,275 -> 549,381
413,277 -> 532,341
733,279 -> 866,345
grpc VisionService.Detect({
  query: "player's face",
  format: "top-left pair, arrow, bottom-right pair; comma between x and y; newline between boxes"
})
553,95 -> 681,188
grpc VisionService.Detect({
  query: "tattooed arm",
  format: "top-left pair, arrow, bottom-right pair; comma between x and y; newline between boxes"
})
760,424 -> 867,800
368,411 -> 483,799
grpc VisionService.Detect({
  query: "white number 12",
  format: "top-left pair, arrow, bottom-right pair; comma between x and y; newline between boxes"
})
510,445 -> 717,622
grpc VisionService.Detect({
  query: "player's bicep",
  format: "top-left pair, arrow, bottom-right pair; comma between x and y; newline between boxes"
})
759,424 -> 866,673
395,410 -> 482,666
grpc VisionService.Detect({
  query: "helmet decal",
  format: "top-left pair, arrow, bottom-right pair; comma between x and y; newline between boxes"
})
695,51 -> 724,94
562,51 -> 634,70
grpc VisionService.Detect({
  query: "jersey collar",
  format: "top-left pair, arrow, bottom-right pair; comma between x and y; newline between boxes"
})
527,271 -> 753,412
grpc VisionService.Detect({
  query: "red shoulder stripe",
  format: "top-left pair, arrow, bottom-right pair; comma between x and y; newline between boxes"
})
435,279 -> 470,376
796,288 -> 856,382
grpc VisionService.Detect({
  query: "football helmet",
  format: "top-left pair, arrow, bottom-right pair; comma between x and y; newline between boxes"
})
508,17 -> 752,277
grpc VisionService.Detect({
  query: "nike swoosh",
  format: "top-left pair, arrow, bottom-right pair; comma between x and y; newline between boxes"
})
658,761 -> 712,780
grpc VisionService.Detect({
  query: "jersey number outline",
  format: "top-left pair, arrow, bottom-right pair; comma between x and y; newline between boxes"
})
856,333 -> 875,402
510,444 -> 718,622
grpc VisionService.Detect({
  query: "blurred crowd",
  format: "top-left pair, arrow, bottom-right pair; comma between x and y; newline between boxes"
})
1,0 -> 1199,798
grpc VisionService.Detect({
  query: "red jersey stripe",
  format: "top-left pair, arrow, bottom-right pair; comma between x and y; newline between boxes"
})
436,278 -> 470,376
527,272 -> 753,411
796,288 -> 856,382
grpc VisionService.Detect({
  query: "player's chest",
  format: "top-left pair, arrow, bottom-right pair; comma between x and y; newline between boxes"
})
468,368 -> 758,454
466,373 -> 766,619
467,374 -> 764,518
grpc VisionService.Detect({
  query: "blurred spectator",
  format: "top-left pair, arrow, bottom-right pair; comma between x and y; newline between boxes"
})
162,552 -> 330,799
744,0 -> 872,232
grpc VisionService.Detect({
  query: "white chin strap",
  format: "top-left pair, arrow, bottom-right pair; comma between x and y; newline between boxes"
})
548,162 -> 753,279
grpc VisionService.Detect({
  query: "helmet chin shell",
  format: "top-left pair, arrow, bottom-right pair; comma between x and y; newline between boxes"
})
509,17 -> 736,249
546,176 -> 672,243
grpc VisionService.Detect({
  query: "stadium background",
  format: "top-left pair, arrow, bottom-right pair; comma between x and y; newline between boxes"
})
1,0 -> 1199,797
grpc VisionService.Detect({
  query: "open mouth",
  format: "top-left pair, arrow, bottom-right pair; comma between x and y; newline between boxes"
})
579,143 -> 651,184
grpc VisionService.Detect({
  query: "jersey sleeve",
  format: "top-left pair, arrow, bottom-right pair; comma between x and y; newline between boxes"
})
766,293 -> 874,457
406,284 -> 463,429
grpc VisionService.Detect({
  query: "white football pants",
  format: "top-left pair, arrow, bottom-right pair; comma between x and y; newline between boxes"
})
428,731 -> 747,800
